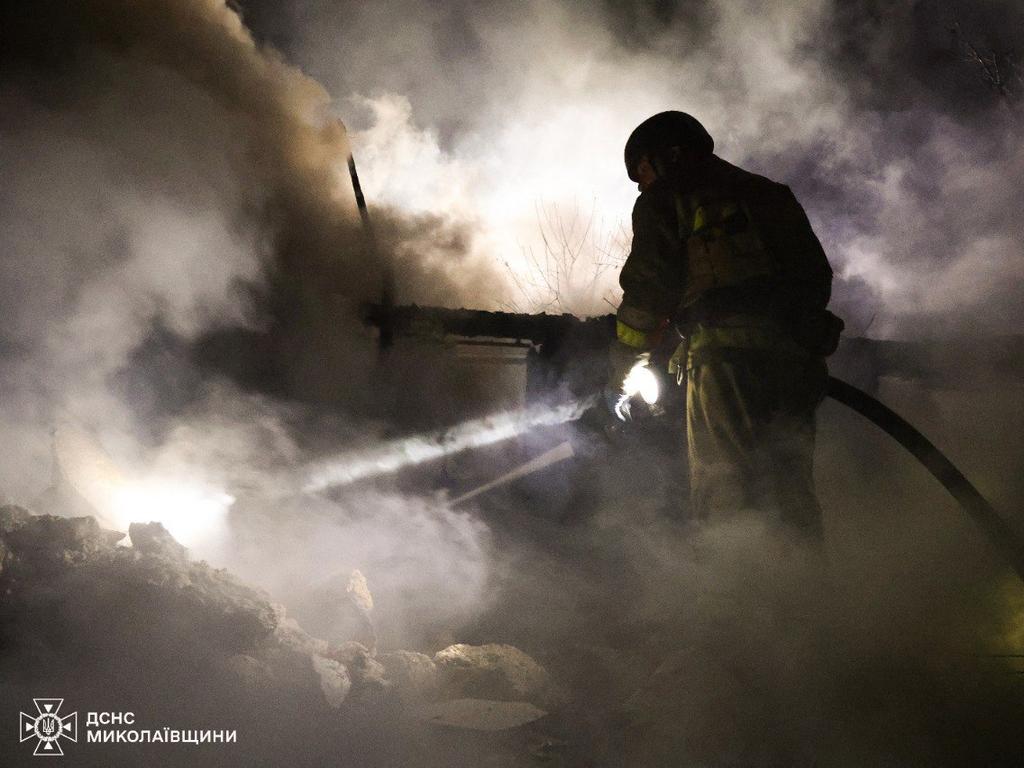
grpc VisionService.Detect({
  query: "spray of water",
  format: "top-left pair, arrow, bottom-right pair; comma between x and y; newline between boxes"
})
303,395 -> 598,492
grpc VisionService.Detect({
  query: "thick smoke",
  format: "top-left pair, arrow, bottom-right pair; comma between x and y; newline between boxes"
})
0,0 -> 502,478
1,0 -> 346,498
241,0 -> 1024,334
0,0 -> 496,651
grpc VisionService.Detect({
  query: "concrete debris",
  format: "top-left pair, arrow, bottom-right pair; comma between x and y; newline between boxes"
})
0,507 -> 565,766
326,640 -> 390,704
1,512 -> 277,653
274,613 -> 330,657
414,698 -> 548,731
338,569 -> 377,652
2,511 -> 124,575
378,650 -> 439,703
225,652 -> 267,691
129,520 -> 188,562
0,503 -> 32,534
327,639 -> 375,671
346,568 -> 374,612
434,643 -> 561,708
0,505 -> 27,578
311,654 -> 353,708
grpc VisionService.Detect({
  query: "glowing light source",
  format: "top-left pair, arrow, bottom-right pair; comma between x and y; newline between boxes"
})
623,360 -> 660,404
615,358 -> 660,420
52,424 -> 233,549
107,480 -> 234,549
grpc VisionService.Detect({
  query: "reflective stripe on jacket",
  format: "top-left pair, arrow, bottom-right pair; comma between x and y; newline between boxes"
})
616,155 -> 833,357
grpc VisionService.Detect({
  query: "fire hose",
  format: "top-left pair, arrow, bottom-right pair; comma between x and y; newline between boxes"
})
305,371 -> 1024,585
825,376 -> 1024,582
615,359 -> 1024,580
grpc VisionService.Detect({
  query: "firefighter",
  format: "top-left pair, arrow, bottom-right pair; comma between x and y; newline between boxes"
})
610,111 -> 843,536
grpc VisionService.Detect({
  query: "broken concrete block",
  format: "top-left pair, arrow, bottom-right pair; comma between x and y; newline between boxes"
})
379,650 -> 438,703
226,653 -> 268,691
4,514 -> 114,569
346,569 -> 374,612
434,643 -> 556,707
326,640 -> 390,704
275,615 -> 329,656
0,504 -> 31,534
311,654 -> 352,708
129,521 -> 188,562
327,641 -> 386,684
175,562 -> 279,651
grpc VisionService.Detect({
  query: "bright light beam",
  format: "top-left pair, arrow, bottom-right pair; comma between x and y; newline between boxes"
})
108,481 -> 234,548
53,424 -> 234,548
303,396 -> 598,493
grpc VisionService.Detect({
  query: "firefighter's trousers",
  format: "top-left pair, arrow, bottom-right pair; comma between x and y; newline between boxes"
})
685,347 -> 827,535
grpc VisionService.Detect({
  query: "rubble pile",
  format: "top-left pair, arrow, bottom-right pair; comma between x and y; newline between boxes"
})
0,507 -> 277,654
0,506 -> 565,765
434,643 -> 565,709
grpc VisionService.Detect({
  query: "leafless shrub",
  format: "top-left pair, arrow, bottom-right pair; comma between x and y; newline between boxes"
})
950,20 -> 1023,102
502,198 -> 628,317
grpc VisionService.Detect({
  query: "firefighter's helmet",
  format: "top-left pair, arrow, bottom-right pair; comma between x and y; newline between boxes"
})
624,111 -> 714,181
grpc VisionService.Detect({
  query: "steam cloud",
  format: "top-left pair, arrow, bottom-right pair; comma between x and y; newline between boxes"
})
0,0 -> 495,647
242,0 -> 1024,333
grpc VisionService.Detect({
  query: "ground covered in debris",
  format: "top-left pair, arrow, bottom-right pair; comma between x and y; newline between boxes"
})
0,506 -> 574,767
6,399 -> 1024,768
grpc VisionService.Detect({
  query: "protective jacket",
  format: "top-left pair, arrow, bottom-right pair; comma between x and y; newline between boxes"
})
616,154 -> 836,361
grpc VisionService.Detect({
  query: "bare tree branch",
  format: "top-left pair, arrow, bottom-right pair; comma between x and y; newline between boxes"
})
504,198 -> 628,316
951,19 -> 1020,103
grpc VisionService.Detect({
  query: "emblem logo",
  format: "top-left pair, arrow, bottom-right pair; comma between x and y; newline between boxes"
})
19,699 -> 78,757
